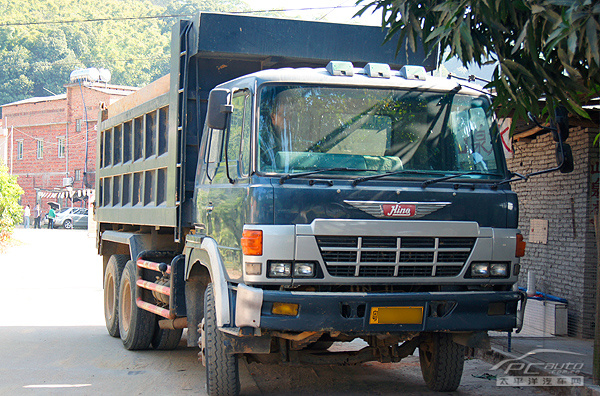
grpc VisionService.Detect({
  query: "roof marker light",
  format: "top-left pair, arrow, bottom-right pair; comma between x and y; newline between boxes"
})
364,63 -> 391,78
326,61 -> 354,76
399,65 -> 427,81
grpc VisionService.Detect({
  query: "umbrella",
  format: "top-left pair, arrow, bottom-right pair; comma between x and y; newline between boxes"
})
47,202 -> 60,209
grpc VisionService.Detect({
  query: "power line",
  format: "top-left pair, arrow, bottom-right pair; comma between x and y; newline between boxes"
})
0,6 -> 359,27
0,14 -> 190,27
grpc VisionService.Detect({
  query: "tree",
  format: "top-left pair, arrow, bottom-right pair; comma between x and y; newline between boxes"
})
0,0 -> 254,106
356,0 -> 600,127
0,165 -> 24,241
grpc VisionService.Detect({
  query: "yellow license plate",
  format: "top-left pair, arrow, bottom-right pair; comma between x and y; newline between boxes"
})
369,306 -> 424,325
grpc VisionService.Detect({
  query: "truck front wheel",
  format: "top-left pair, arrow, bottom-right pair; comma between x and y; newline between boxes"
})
119,260 -> 155,350
419,333 -> 465,392
103,254 -> 128,337
203,283 -> 240,396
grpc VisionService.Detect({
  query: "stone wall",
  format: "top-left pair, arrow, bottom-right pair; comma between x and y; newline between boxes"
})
507,125 -> 598,338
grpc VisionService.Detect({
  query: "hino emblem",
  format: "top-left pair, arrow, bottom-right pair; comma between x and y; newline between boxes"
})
344,200 -> 451,219
382,203 -> 416,217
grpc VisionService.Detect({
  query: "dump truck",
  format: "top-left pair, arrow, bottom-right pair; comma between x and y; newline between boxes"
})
96,12 -> 531,395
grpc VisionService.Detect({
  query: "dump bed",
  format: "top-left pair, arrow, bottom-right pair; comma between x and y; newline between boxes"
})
95,12 -> 432,241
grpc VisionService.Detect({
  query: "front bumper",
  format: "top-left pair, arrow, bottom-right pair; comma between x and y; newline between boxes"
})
234,289 -> 525,334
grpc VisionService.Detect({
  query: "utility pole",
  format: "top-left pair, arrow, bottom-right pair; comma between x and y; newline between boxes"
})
594,213 -> 600,385
10,126 -> 13,175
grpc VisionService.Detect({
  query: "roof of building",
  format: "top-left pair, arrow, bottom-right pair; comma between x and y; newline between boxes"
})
2,94 -> 67,107
88,86 -> 137,96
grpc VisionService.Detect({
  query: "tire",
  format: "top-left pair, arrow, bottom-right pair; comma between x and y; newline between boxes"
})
63,219 -> 73,229
103,255 -> 128,337
203,283 -> 240,396
151,319 -> 183,350
119,260 -> 155,350
419,333 -> 465,392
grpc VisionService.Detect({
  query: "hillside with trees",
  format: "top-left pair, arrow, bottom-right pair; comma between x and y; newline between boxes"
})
0,0 -> 250,106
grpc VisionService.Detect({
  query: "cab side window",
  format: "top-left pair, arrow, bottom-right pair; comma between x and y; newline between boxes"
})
222,90 -> 251,178
240,94 -> 252,176
205,127 -> 223,181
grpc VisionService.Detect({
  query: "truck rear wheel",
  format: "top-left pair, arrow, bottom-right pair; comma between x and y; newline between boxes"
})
119,260 -> 155,350
203,283 -> 240,396
419,333 -> 465,392
151,320 -> 183,350
103,254 -> 128,337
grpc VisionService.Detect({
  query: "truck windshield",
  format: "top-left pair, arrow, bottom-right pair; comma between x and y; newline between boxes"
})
257,84 -> 504,180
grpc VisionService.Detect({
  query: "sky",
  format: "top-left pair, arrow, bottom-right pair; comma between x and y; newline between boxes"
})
243,0 -> 495,82
245,0 -> 382,25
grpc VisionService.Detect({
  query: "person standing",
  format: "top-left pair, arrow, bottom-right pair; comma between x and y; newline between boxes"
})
47,207 -> 56,229
33,204 -> 41,229
23,205 -> 31,228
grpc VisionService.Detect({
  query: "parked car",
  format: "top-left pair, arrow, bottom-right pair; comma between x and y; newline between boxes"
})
51,207 -> 89,229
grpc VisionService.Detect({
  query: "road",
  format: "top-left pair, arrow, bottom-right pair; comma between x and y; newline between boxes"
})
1,228 -> 547,395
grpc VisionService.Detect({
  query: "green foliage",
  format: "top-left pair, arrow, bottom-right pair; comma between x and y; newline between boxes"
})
0,0 -> 250,106
357,0 -> 600,127
0,165 -> 24,237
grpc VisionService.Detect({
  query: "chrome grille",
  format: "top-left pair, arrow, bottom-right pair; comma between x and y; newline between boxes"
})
316,236 -> 475,278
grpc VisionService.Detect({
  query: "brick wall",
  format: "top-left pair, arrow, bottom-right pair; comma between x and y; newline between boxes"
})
507,125 -> 598,338
2,82 -> 135,213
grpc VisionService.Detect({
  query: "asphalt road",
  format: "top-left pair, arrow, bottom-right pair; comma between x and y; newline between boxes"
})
1,228 -> 547,395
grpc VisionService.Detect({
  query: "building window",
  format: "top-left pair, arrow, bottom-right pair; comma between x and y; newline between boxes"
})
36,139 -> 43,159
58,137 -> 65,158
76,119 -> 82,132
75,169 -> 82,181
16,140 -> 23,160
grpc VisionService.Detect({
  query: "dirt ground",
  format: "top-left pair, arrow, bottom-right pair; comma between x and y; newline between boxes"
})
1,228 -> 549,395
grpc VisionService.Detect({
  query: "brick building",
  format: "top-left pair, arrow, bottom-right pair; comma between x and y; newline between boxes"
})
507,112 -> 599,338
1,77 -> 136,213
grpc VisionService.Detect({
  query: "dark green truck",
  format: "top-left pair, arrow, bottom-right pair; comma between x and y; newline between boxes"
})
96,12 -> 532,395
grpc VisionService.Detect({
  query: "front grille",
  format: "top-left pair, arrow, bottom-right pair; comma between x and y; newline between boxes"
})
359,266 -> 395,277
321,251 -> 357,262
327,265 -> 356,277
317,236 -> 475,278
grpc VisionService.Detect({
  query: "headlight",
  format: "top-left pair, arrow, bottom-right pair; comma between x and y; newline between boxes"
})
268,262 -> 291,277
490,263 -> 509,278
471,262 -> 489,278
293,262 -> 315,277
468,262 -> 511,278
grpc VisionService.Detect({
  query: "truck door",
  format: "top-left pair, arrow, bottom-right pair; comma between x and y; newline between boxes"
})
196,89 -> 252,280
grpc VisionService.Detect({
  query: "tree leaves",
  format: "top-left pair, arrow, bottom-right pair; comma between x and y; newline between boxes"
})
0,0 -> 250,106
356,0 -> 600,130
0,165 -> 24,234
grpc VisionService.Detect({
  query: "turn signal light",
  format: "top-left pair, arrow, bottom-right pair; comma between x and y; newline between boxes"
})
515,233 -> 526,257
241,230 -> 263,256
272,302 -> 299,316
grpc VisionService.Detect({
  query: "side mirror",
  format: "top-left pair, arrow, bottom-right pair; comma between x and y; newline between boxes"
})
551,106 -> 569,142
207,88 -> 232,130
556,143 -> 574,173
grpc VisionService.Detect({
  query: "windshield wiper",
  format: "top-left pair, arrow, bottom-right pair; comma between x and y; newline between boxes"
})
279,167 -> 376,184
351,170 -> 440,186
421,171 -> 502,188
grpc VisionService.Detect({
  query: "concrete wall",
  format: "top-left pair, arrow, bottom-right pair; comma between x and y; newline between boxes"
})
507,125 -> 598,338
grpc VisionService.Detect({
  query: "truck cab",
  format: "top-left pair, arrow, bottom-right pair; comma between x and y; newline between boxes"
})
188,62 -> 526,393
